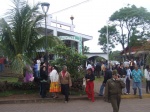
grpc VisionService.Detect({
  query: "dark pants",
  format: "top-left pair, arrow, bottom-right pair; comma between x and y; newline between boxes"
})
40,82 -> 47,98
110,94 -> 121,112
146,80 -> 150,93
61,84 -> 69,101
130,66 -> 134,71
96,70 -> 100,78
126,78 -> 130,93
0,64 -> 4,72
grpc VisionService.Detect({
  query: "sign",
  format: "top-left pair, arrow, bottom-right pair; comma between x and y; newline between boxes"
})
59,36 -> 82,54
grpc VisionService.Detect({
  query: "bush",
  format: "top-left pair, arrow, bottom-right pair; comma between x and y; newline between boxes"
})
0,81 -> 40,92
51,44 -> 87,80
0,81 -> 8,92
71,78 -> 84,91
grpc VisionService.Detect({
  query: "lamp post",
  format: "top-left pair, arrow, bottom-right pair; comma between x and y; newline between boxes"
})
41,2 -> 50,76
70,15 -> 74,25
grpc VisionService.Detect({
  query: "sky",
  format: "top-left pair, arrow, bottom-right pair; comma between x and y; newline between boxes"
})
0,0 -> 150,52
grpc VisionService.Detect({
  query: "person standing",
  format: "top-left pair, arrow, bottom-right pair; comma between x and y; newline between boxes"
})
99,66 -> 112,96
104,70 -> 125,112
101,62 -> 106,76
117,63 -> 127,94
131,65 -> 143,99
95,61 -> 101,78
40,66 -> 48,98
40,55 -> 44,63
125,65 -> 132,94
24,65 -> 34,82
49,66 -> 61,98
0,57 -> 2,72
0,56 -> 5,72
144,65 -> 150,94
33,61 -> 38,78
85,65 -> 95,102
129,59 -> 135,71
59,65 -> 72,103
36,58 -> 41,78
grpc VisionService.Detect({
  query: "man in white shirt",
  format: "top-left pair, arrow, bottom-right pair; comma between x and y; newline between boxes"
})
36,58 -> 41,77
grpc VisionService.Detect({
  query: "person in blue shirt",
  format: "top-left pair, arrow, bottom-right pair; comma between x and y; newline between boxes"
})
33,61 -> 38,78
131,64 -> 143,99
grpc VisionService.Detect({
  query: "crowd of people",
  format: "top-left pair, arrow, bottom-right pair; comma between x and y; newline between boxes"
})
1,54 -> 150,107
95,59 -> 150,98
23,57 -> 72,103
91,58 -> 149,97
85,59 -> 149,112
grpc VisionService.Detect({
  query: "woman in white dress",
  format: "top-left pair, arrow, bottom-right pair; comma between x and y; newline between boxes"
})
49,66 -> 61,98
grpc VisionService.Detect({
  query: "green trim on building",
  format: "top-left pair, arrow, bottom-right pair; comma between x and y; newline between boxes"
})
59,36 -> 82,54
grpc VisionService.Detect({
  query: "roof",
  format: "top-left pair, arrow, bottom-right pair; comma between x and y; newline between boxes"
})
121,40 -> 150,55
120,46 -> 142,55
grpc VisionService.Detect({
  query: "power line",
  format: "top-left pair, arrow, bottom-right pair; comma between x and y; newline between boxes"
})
50,0 -> 91,15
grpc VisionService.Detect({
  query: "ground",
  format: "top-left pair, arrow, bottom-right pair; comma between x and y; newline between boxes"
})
0,98 -> 150,112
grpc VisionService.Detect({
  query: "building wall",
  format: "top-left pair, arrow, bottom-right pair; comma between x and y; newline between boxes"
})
59,36 -> 83,54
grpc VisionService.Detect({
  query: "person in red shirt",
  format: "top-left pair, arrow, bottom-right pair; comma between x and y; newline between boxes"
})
59,65 -> 72,103
0,57 -> 5,72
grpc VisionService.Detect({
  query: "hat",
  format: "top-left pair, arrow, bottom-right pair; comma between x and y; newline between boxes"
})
112,70 -> 118,75
86,64 -> 92,70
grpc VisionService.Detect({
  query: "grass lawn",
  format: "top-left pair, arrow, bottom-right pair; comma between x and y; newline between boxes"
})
95,77 -> 104,82
0,77 -> 18,83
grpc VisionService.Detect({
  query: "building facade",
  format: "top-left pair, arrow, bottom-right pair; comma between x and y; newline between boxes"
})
38,15 -> 93,54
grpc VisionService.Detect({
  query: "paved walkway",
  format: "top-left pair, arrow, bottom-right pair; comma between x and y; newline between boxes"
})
0,98 -> 150,112
0,80 -> 150,104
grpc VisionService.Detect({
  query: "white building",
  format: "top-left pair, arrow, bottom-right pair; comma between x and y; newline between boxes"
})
38,15 -> 93,54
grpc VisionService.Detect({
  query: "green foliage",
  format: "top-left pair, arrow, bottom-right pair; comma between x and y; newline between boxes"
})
145,54 -> 150,65
95,77 -> 104,82
0,41 -> 3,56
0,81 -> 39,92
0,0 -> 60,76
129,36 -> 147,47
98,5 -> 150,56
109,51 -> 121,61
0,77 -> 18,83
98,25 -> 118,52
83,46 -> 89,53
95,56 -> 106,62
51,44 -> 87,79
110,5 -> 150,47
11,82 -> 39,90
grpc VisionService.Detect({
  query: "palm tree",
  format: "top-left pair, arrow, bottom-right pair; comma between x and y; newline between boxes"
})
0,0 -> 61,76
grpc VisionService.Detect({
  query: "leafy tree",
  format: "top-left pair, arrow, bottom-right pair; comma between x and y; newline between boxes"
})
98,5 -> 150,58
83,45 -> 89,53
109,50 -> 121,62
98,25 -> 118,52
0,0 -> 60,76
0,38 -> 3,56
50,44 -> 87,80
137,41 -> 150,65
95,56 -> 106,62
